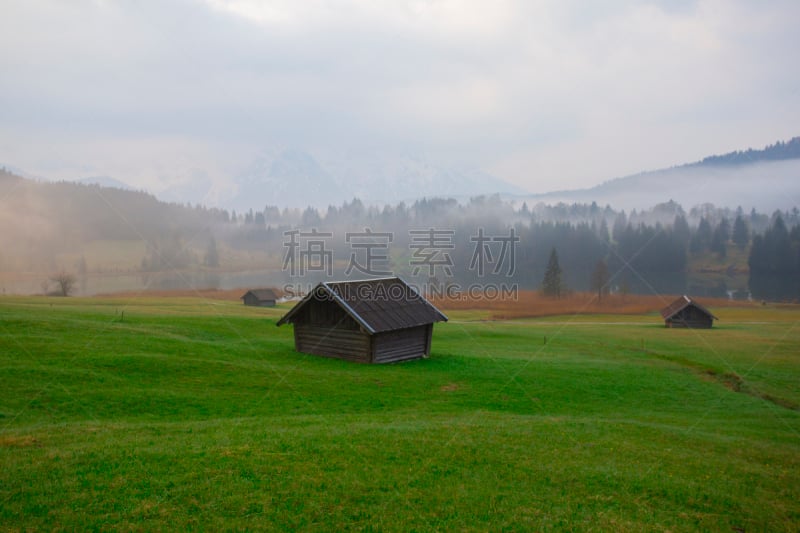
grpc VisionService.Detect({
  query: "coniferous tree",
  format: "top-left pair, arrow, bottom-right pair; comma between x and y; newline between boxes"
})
768,215 -> 793,273
302,206 -> 321,226
612,212 -> 627,243
747,215 -> 800,300
748,215 -> 794,274
204,237 -> 220,267
673,214 -> 691,250
690,217 -> 713,253
711,218 -> 730,258
598,218 -> 610,243
590,259 -> 610,300
541,248 -> 563,297
732,215 -> 750,249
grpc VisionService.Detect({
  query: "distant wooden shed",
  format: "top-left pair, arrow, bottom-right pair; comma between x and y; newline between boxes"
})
276,277 -> 447,363
241,288 -> 278,307
660,295 -> 717,329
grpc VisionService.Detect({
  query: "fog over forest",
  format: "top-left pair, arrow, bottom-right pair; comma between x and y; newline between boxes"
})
2,147 -> 799,302
3,0 -> 799,304
524,158 -> 800,212
3,4 -> 800,530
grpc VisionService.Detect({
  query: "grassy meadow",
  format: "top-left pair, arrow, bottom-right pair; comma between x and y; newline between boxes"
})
0,295 -> 798,531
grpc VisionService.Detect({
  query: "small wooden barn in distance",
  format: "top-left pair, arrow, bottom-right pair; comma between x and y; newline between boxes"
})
241,288 -> 278,307
276,277 -> 448,363
660,295 -> 717,329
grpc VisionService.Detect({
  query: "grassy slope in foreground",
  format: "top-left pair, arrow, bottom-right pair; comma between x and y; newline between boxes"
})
0,296 -> 798,531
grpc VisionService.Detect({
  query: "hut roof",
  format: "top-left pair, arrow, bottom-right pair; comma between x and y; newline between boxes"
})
276,277 -> 448,334
660,295 -> 718,320
241,288 -> 278,301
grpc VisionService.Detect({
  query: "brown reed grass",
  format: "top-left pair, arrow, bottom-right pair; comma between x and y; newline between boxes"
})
430,290 -> 750,320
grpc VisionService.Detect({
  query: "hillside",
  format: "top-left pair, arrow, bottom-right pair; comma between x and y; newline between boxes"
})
2,150 -> 798,302
522,137 -> 800,211
693,137 -> 800,166
0,169 -> 227,272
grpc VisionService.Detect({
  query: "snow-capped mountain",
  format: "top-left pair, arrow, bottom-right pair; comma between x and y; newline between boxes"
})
226,149 -> 525,210
231,149 -> 345,210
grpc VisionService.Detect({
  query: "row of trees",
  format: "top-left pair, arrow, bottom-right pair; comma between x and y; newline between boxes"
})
174,198 -> 798,299
539,213 -> 800,299
11,167 -> 797,299
687,214 -> 750,258
747,215 -> 800,301
749,215 -> 800,276
540,250 -> 610,300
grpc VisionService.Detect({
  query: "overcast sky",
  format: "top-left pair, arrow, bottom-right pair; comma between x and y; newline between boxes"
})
1,0 -> 798,194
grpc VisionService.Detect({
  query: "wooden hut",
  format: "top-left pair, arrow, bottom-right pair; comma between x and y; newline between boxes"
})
276,277 -> 447,363
241,288 -> 278,307
660,295 -> 717,329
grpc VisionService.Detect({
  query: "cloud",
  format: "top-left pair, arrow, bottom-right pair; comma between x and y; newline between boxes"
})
0,0 -> 798,194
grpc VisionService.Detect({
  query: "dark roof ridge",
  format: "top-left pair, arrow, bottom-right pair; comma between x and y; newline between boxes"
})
277,277 -> 447,332
324,276 -> 400,285
660,295 -> 718,320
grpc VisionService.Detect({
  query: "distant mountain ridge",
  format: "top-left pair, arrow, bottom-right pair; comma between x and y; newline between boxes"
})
520,136 -> 800,211
223,149 -> 525,210
691,137 -> 800,167
5,136 -> 799,212
585,136 -> 800,194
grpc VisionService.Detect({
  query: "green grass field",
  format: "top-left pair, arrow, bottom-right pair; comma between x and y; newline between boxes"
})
1,296 -> 798,531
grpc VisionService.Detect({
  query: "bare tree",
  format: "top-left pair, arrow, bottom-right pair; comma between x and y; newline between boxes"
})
50,271 -> 77,296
